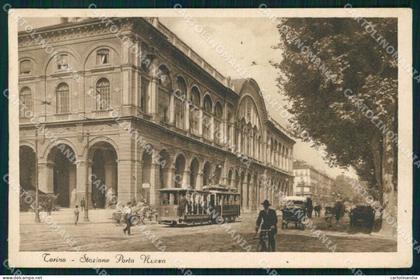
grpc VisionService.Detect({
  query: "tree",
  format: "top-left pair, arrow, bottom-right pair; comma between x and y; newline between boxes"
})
334,174 -> 367,204
273,18 -> 397,235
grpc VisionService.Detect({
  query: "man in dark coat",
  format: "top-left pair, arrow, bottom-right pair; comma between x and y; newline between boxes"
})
80,197 -> 86,212
178,193 -> 188,216
334,199 -> 345,223
255,200 -> 278,251
47,198 -> 53,215
306,197 -> 313,218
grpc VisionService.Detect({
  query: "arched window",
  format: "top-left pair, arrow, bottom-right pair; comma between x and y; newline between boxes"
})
204,95 -> 212,113
214,102 -> 223,144
139,76 -> 149,112
157,65 -> 171,123
157,65 -> 171,88
202,95 -> 213,140
227,169 -> 233,187
227,108 -> 233,147
176,76 -> 187,98
20,60 -> 32,75
253,128 -> 258,159
96,78 -> 110,110
274,141 -> 278,166
189,86 -> 201,135
56,83 -> 69,113
57,54 -> 69,71
19,87 -> 32,118
174,76 -> 187,129
96,49 -> 110,65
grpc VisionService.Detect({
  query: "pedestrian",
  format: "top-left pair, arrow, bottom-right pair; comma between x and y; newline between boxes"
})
186,193 -> 193,214
47,197 -> 53,216
123,202 -> 133,235
314,205 -> 322,217
74,205 -> 80,225
80,197 -> 85,212
334,198 -> 345,223
178,193 -> 188,216
255,200 -> 278,252
306,197 -> 313,219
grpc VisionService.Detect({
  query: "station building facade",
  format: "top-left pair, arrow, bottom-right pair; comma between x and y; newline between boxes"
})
18,17 -> 295,211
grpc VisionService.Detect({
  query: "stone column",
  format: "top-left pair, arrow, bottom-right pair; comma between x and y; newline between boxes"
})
104,161 -> 117,207
169,93 -> 175,125
149,78 -> 159,120
210,115 -> 214,142
38,160 -> 54,194
136,160 -> 143,203
256,181 -> 260,208
196,171 -> 203,190
149,162 -> 160,206
69,165 -> 77,208
185,90 -> 190,132
281,147 -> 285,170
198,109 -> 203,137
237,130 -> 242,154
166,166 -> 176,189
75,159 -> 91,208
242,179 -> 248,211
250,176 -> 256,211
182,169 -> 190,188
117,159 -> 135,204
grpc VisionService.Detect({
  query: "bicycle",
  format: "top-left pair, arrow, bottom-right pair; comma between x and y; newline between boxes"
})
256,229 -> 273,252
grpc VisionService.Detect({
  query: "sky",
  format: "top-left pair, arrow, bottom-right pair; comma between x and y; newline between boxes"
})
20,17 -> 356,179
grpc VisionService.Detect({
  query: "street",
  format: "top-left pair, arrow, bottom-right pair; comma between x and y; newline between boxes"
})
20,209 -> 396,252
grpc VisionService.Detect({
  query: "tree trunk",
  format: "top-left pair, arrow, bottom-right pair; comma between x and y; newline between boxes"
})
379,133 -> 398,237
370,132 -> 397,238
371,134 -> 383,203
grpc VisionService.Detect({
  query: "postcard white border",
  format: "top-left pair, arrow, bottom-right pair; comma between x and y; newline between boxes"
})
8,8 -> 413,268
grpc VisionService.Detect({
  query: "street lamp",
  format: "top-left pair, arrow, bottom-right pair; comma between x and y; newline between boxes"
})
34,128 -> 40,223
84,131 -> 90,222
32,98 -> 50,223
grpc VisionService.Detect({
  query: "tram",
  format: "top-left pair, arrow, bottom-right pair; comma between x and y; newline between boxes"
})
157,186 -> 240,226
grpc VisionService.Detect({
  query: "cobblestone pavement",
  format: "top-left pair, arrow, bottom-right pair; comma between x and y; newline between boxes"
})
20,209 -> 397,252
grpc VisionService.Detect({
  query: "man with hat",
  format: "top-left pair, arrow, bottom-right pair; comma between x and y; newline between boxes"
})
256,200 -> 278,251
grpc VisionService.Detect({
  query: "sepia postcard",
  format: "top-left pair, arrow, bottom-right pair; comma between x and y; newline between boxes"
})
7,7 -> 413,269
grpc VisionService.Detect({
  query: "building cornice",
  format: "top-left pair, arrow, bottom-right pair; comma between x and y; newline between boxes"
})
267,118 -> 295,144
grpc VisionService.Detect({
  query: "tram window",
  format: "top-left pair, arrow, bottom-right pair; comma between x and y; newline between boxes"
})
194,193 -> 200,205
210,196 -> 215,207
161,193 -> 169,205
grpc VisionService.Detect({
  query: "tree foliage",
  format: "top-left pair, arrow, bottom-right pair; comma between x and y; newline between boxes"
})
274,18 -> 398,197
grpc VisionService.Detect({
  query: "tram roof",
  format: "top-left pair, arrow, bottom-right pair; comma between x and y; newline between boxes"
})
159,188 -> 208,193
203,187 -> 240,195
158,187 -> 239,195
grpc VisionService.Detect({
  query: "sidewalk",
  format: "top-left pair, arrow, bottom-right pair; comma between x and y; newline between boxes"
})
20,208 -> 116,225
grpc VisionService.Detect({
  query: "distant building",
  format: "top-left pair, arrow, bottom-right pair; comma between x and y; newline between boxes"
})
292,160 -> 335,203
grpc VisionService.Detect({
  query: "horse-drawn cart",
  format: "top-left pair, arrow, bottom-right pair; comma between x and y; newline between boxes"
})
280,196 -> 307,230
